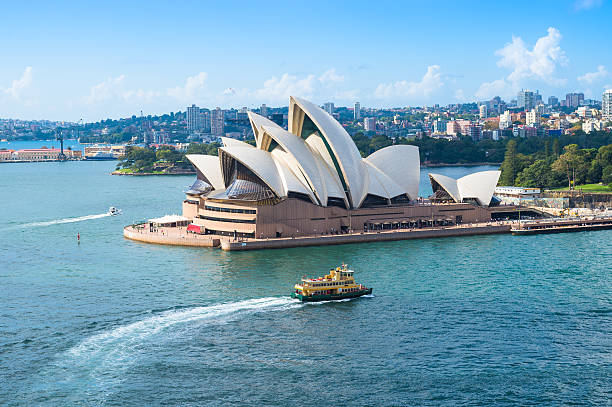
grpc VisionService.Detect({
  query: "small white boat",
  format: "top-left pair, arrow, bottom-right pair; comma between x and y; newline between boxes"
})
108,206 -> 122,216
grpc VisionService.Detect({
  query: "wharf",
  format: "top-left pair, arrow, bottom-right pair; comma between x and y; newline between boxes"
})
511,217 -> 612,235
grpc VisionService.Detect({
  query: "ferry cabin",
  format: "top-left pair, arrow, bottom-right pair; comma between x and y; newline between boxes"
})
294,266 -> 364,297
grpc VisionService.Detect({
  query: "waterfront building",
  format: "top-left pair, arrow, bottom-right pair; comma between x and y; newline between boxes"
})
181,96 -> 508,239
364,117 -> 376,132
354,102 -> 361,120
211,107 -> 224,137
0,148 -> 82,161
603,89 -> 612,121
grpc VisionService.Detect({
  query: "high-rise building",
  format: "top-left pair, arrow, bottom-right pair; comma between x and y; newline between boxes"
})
260,104 -> 268,117
517,90 -> 535,111
602,89 -> 612,121
211,107 -> 225,137
187,104 -> 201,131
548,96 -> 559,106
323,102 -> 334,115
364,117 -> 376,132
534,91 -> 543,106
479,104 -> 487,119
354,102 -> 361,120
565,92 -> 584,108
433,118 -> 447,133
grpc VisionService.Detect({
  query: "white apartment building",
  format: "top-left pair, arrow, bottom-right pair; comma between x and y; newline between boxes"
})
603,89 -> 612,121
526,109 -> 539,126
499,111 -> 512,129
364,117 -> 376,132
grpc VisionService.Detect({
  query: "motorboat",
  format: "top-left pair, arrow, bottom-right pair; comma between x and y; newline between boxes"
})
108,206 -> 122,216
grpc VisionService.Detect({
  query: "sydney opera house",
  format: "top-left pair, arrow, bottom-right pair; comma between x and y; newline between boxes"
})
182,96 -> 503,239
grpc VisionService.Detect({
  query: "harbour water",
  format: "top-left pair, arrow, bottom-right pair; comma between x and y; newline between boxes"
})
1,155 -> 610,405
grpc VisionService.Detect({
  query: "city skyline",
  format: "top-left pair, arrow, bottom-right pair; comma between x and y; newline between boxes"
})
1,0 -> 611,121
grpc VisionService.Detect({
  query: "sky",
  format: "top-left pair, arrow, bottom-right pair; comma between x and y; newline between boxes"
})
1,0 -> 611,122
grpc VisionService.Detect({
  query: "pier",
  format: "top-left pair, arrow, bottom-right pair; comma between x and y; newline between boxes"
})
511,217 -> 612,235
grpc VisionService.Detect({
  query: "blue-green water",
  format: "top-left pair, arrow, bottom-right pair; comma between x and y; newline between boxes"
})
1,158 -> 611,406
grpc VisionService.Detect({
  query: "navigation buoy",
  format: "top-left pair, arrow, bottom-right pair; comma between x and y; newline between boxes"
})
77,233 -> 80,244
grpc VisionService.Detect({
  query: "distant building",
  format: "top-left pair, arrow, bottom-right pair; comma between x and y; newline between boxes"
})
582,119 -> 604,133
260,104 -> 268,117
603,89 -> 612,121
576,106 -> 592,119
526,109 -> 539,126
465,124 -> 483,141
548,96 -> 559,106
364,117 -> 376,132
271,113 -> 284,127
187,104 -> 201,131
565,92 -> 584,108
499,110 -> 512,130
517,90 -> 535,111
433,118 -> 447,133
479,104 -> 487,119
323,102 -> 334,115
211,107 -> 224,137
354,102 -> 361,120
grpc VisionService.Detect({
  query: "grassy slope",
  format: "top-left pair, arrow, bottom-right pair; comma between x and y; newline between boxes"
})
551,183 -> 612,192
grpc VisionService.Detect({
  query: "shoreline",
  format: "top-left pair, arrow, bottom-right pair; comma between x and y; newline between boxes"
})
421,162 -> 501,167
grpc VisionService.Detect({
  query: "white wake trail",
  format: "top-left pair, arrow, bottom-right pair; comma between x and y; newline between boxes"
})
21,213 -> 111,228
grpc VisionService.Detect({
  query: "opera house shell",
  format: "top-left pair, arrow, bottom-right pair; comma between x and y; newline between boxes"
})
183,96 -> 500,238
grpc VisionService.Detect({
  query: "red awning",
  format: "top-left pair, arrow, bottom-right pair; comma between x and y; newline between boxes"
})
187,224 -> 202,233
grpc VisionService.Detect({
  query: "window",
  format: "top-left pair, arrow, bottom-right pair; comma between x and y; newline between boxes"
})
205,205 -> 256,214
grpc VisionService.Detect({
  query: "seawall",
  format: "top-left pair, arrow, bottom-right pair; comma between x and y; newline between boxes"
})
123,226 -> 220,247
221,224 -> 511,251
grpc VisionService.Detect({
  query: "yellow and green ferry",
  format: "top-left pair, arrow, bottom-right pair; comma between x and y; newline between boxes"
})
291,264 -> 372,302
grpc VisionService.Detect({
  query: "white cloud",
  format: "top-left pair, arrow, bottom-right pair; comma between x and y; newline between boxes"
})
254,73 -> 317,101
86,75 -> 126,104
578,65 -> 608,84
374,65 -> 443,99
166,72 -> 208,101
574,0 -> 603,10
475,78 -> 517,99
319,68 -> 344,85
222,87 -> 236,95
496,27 -> 568,85
454,89 -> 466,101
4,66 -> 33,100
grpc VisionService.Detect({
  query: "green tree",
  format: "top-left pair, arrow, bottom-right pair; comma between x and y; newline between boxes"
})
551,144 -> 589,190
499,140 -> 519,185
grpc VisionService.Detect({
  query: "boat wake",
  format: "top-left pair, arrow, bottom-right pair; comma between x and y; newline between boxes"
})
21,213 -> 111,228
38,297 -> 300,395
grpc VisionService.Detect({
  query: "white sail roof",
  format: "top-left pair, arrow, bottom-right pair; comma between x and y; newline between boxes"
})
261,125 -> 328,205
186,154 -> 224,190
365,145 -> 420,200
363,161 -> 406,201
219,146 -> 285,197
221,137 -> 254,148
429,170 -> 501,206
247,111 -> 282,149
289,96 -> 368,208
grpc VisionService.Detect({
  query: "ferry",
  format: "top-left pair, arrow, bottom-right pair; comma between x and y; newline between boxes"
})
291,264 -> 372,302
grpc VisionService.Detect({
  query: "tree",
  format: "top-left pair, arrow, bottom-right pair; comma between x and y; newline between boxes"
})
499,140 -> 519,185
551,144 -> 589,190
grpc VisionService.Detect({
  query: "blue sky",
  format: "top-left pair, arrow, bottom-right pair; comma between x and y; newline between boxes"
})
1,0 -> 611,121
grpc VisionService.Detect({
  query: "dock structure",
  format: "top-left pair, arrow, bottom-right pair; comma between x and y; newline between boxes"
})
123,224 -> 220,247
511,217 -> 612,235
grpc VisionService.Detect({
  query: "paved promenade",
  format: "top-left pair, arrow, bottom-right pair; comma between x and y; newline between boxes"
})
124,222 -> 513,251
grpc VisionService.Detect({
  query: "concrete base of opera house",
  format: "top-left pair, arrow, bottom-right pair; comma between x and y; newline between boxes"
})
123,222 -> 512,251
123,225 -> 220,247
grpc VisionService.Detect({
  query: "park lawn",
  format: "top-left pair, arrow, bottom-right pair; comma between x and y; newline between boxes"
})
551,183 -> 612,193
